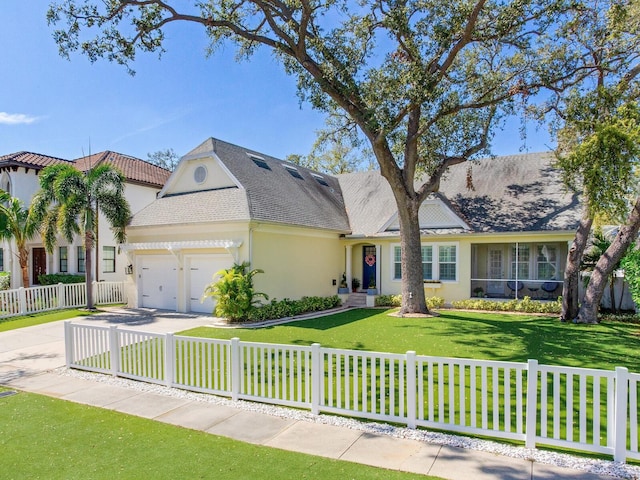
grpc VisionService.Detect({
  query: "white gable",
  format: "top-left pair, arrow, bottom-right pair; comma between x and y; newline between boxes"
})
381,198 -> 469,232
159,153 -> 240,197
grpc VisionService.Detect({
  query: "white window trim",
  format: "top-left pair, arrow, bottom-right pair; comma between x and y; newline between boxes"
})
390,242 -> 460,283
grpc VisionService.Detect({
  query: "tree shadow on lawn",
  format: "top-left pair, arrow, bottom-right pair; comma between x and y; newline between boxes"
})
421,312 -> 640,371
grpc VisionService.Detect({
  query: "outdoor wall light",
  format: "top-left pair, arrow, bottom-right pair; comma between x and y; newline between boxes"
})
125,264 -> 133,275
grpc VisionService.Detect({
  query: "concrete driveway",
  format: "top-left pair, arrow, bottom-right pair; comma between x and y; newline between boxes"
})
0,307 -> 216,383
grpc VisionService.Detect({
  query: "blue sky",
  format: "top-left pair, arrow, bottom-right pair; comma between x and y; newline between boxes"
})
0,1 -> 553,163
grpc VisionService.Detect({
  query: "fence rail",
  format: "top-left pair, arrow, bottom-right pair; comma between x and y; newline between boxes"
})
64,322 -> 640,464
0,281 -> 126,318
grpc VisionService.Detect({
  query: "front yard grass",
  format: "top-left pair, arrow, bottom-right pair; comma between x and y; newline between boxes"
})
0,389 -> 436,480
180,309 -> 640,371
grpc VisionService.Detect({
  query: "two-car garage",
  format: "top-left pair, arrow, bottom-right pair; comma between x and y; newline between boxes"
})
127,241 -> 241,314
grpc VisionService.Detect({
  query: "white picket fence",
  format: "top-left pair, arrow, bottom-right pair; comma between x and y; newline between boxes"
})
64,322 -> 640,464
0,281 -> 126,318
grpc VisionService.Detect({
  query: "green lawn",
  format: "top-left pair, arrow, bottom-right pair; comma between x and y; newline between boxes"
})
0,389 -> 437,480
180,309 -> 640,371
0,308 -> 99,332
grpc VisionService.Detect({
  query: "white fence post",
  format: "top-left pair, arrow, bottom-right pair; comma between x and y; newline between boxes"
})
18,287 -> 27,315
614,366 -> 629,463
525,359 -> 538,449
58,283 -> 65,309
311,343 -> 321,415
64,321 -> 73,367
231,338 -> 240,401
165,333 -> 175,388
92,281 -> 98,306
109,325 -> 119,377
406,351 -> 417,429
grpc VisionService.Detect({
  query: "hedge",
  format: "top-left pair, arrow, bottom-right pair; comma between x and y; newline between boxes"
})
38,274 -> 86,285
247,295 -> 342,322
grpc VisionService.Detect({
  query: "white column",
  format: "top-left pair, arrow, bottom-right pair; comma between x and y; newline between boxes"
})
345,245 -> 353,289
375,244 -> 381,293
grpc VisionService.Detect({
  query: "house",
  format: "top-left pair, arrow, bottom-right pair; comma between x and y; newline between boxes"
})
122,138 -> 581,313
0,151 -> 171,288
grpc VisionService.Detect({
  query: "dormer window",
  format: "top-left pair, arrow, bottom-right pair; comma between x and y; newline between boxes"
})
249,154 -> 271,170
311,173 -> 329,187
284,165 -> 304,179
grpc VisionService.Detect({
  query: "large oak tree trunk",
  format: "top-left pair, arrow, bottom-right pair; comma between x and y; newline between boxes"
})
576,197 -> 640,324
396,194 -> 429,315
561,212 -> 593,322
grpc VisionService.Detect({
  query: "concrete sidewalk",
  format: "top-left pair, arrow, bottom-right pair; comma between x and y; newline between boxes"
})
0,309 -> 626,479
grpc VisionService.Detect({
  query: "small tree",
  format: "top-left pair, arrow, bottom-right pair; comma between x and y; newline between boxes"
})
33,164 -> 131,309
621,245 -> 640,312
147,148 -> 180,171
203,262 -> 268,322
0,191 -> 42,288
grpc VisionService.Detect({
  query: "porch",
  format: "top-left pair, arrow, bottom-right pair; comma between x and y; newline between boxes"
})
470,241 -> 566,300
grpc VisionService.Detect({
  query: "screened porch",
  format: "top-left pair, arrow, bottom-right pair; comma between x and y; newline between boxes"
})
470,242 -> 567,300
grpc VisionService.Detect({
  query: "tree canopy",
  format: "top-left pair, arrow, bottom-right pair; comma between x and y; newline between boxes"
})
48,0 -> 598,313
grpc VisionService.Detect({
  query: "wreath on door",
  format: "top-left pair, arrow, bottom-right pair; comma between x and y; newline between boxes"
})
364,254 -> 376,266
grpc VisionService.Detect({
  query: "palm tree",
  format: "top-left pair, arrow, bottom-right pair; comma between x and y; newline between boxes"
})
33,163 -> 131,309
0,191 -> 42,288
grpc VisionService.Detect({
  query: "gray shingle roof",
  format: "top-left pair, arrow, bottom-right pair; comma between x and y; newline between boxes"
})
129,188 -> 250,227
339,152 -> 581,235
438,152 -> 580,233
156,138 -> 351,232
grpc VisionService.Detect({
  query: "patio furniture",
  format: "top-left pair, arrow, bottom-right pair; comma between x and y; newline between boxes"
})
507,281 -> 524,297
527,284 -> 540,299
541,282 -> 559,299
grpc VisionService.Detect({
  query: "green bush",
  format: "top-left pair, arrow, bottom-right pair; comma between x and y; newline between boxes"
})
203,262 -> 268,322
375,294 -> 445,309
248,295 -> 341,322
38,274 -> 85,285
0,271 -> 10,290
451,296 -> 562,314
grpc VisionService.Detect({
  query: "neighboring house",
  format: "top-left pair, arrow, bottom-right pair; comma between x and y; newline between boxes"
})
123,138 -> 581,313
0,151 -> 171,288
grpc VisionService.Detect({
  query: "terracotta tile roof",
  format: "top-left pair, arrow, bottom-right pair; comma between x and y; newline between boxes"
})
74,151 -> 171,188
0,151 -> 70,169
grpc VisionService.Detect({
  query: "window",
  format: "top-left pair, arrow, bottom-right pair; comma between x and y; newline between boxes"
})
422,246 -> 433,280
284,165 -> 304,179
77,246 -> 86,273
537,245 -> 558,280
510,244 -> 530,279
439,245 -> 457,281
393,244 -> 456,281
0,248 -> 3,271
251,156 -> 271,170
312,173 -> 329,187
103,246 -> 116,273
393,246 -> 402,280
59,246 -> 68,273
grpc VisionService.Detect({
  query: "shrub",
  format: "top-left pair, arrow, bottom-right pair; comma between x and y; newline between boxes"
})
247,295 -> 341,322
202,262 -> 268,322
375,294 -> 444,310
451,296 -> 562,314
0,271 -> 10,290
38,274 -> 85,285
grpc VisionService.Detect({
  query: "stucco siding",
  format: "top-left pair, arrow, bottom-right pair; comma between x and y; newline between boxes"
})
251,226 -> 343,301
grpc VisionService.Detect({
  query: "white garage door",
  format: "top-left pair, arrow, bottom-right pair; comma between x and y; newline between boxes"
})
139,256 -> 178,310
187,255 -> 234,314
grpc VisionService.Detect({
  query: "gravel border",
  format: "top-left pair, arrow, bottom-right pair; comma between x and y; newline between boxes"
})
57,367 -> 640,479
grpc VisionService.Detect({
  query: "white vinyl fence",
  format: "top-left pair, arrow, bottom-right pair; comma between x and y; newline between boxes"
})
64,322 -> 640,464
0,282 -> 126,318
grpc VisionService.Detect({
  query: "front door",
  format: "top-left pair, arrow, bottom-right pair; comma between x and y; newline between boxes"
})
32,247 -> 47,285
362,245 -> 376,289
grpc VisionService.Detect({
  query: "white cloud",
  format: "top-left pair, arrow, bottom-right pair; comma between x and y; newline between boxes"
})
0,112 -> 39,125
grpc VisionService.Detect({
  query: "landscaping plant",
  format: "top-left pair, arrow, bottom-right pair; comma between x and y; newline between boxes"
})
203,262 -> 268,322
